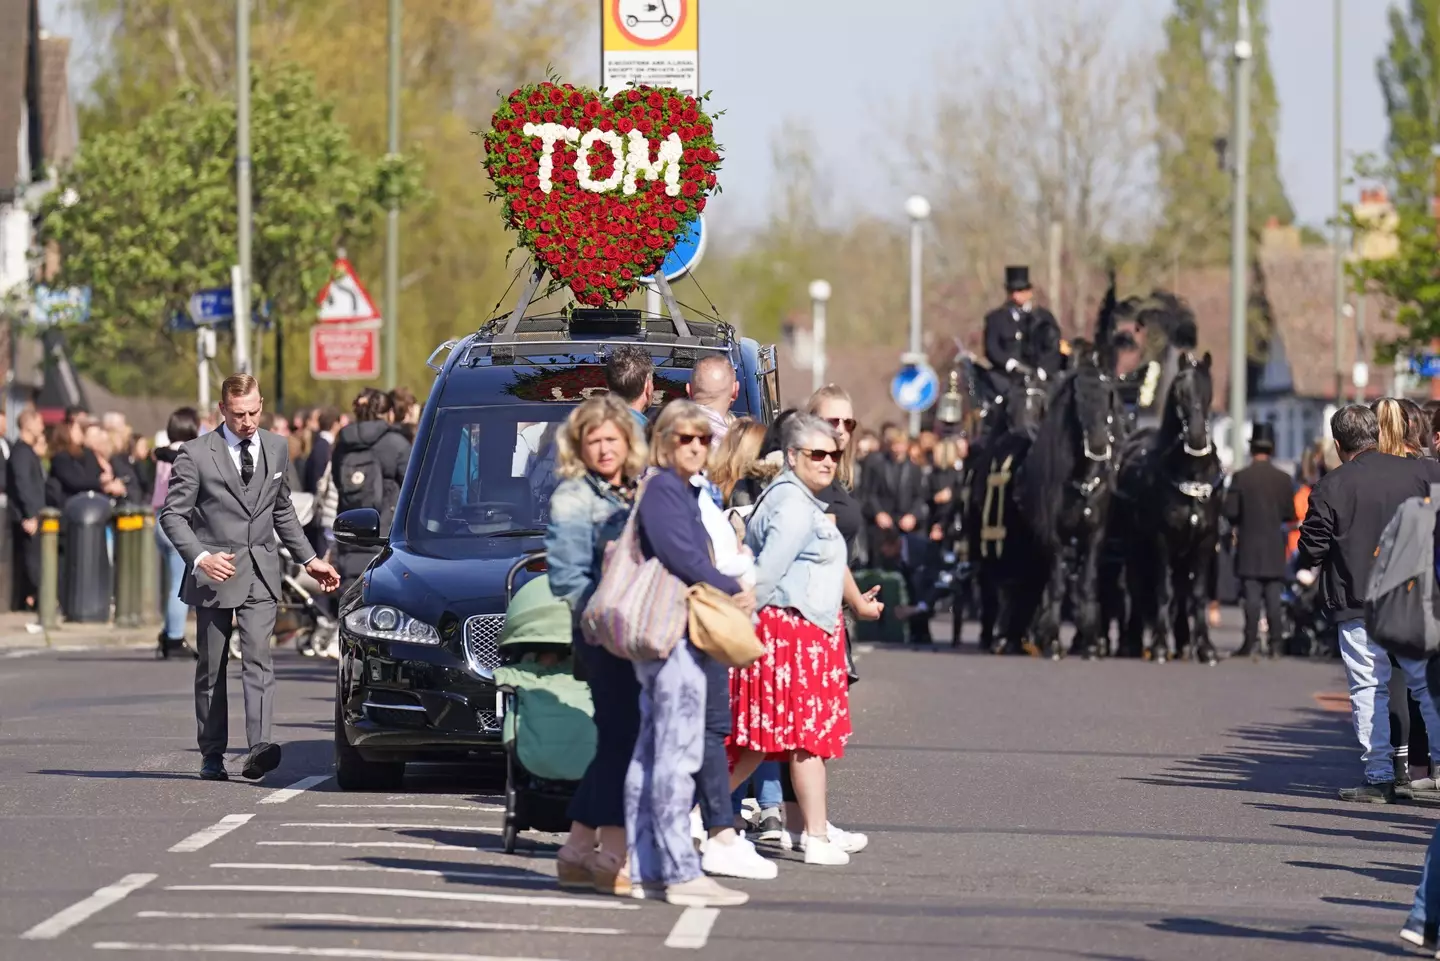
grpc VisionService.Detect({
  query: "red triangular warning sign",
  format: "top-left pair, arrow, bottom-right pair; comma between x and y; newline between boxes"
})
315,258 -> 381,325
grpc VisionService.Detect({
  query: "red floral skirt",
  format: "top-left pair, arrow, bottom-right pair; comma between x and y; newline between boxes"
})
729,606 -> 851,761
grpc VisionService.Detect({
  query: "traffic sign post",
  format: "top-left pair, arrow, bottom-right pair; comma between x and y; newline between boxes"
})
316,258 -> 382,326
640,214 -> 706,283
311,326 -> 380,380
30,286 -> 91,327
891,355 -> 940,416
601,0 -> 699,99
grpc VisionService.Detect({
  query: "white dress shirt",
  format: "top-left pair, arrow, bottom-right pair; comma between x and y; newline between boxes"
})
195,425 -> 316,574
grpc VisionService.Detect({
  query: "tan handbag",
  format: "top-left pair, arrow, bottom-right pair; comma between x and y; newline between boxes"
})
687,583 -> 764,669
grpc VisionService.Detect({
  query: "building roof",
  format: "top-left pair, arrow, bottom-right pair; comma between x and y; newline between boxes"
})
0,0 -> 37,193
1258,245 -> 1399,402
39,35 -> 77,167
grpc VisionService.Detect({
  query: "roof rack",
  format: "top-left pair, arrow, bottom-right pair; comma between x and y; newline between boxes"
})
467,260 -> 736,367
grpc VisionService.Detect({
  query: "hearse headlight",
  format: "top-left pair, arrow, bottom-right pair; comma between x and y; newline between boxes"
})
344,606 -> 440,645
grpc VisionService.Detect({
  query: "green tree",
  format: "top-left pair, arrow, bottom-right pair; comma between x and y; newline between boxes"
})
61,0 -> 586,405
1347,0 -> 1440,353
1152,0 -> 1294,268
36,68 -> 405,397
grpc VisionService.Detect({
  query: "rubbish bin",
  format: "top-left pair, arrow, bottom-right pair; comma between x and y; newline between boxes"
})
61,492 -> 113,624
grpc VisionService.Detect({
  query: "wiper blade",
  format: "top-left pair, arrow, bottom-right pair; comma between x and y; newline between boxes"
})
487,528 -> 547,538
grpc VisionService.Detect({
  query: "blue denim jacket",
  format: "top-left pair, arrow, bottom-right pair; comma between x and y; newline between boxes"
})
545,472 -> 632,615
745,470 -> 847,633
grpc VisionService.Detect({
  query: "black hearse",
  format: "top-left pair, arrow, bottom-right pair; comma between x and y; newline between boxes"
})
331,305 -> 778,788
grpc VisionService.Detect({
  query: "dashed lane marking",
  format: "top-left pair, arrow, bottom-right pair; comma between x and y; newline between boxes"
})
169,814 -> 254,853
94,944 -> 570,961
259,776 -> 331,804
664,907 -> 719,949
210,862 -> 559,884
136,911 -> 624,936
1314,691 -> 1351,714
164,883 -> 636,910
19,873 -> 157,940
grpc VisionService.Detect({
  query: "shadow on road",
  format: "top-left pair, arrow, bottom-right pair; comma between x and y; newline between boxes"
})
1126,708 -> 1354,798
1148,917 -> 1411,956
1292,859 -> 1420,886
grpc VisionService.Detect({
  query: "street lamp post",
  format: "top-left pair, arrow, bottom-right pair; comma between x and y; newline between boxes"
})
1229,1 -> 1252,468
234,0 -> 252,375
383,0 -> 401,389
905,195 -> 930,436
808,279 -> 831,394
1333,0 -> 1345,405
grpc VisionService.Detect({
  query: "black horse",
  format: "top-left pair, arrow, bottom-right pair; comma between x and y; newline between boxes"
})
1113,348 -> 1222,664
1017,348 -> 1123,660
965,371 -> 1050,653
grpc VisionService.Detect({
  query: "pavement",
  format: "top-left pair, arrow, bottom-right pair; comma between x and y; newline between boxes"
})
0,610 -> 173,652
0,614 -> 1432,961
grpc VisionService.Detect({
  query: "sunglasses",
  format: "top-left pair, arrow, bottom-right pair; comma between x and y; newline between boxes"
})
824,417 -> 858,432
796,448 -> 842,463
675,432 -> 713,447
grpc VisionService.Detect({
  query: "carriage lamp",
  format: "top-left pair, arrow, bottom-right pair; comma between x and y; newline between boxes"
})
936,370 -> 964,424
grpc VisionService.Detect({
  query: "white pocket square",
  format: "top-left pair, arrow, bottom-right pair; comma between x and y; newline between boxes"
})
272,471 -> 283,479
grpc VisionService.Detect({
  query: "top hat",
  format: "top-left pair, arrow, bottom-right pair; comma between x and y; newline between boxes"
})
1005,265 -> 1032,293
1250,421 -> 1276,453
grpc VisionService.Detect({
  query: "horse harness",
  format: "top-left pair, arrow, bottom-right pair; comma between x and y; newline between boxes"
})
981,454 -> 1014,559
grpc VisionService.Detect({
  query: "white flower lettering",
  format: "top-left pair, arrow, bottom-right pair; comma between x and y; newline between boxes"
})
575,128 -> 627,193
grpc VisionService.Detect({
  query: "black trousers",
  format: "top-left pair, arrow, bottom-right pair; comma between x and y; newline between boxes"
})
696,652 -> 733,831
568,637 -> 640,828
1388,654 -> 1431,775
13,525 -> 38,609
1240,577 -> 1283,649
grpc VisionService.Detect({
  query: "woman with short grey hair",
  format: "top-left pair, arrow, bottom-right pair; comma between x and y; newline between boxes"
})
729,412 -> 856,866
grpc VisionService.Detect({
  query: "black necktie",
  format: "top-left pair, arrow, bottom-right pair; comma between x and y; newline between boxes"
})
239,439 -> 254,486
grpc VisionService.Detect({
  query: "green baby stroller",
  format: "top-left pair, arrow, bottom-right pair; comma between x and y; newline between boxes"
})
493,553 -> 597,854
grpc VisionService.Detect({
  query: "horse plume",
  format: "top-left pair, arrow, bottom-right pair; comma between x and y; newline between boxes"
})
1138,290 -> 1198,352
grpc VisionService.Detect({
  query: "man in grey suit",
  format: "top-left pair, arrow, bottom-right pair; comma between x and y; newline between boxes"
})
160,374 -> 341,781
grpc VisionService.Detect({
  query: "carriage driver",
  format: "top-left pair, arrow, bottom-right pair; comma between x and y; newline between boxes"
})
982,266 -> 1063,401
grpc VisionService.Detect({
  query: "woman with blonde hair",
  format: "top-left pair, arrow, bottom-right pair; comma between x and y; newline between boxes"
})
707,419 -> 768,505
1374,397 -> 1413,457
547,395 -> 647,896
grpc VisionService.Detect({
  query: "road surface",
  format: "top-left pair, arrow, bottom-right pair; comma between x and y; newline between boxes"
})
0,622 -> 1425,960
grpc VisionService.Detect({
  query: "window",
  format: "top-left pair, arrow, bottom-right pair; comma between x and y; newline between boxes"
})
407,405 -> 572,552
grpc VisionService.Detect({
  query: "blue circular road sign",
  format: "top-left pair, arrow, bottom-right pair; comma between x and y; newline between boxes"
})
641,215 -> 707,283
891,361 -> 940,413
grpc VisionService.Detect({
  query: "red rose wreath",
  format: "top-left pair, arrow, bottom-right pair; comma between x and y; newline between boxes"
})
483,80 -> 722,307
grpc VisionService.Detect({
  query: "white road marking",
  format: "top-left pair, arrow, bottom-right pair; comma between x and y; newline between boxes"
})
0,648 -> 46,659
169,814 -> 254,853
165,883 -> 634,911
316,803 -> 505,812
259,776 -> 331,804
279,822 -> 501,832
94,944 -> 570,961
19,873 -> 157,940
664,907 -> 719,949
135,910 -> 622,936
257,841 -> 487,852
210,862 -> 557,883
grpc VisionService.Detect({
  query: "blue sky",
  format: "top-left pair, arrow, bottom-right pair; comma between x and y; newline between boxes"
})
40,0 -> 1390,235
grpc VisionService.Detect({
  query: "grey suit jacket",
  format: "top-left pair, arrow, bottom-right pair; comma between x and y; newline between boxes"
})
159,428 -> 314,608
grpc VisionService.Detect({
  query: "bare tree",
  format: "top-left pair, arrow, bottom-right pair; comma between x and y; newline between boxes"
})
897,0 -> 1157,334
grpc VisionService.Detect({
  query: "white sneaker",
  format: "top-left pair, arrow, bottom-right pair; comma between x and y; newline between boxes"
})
690,808 -> 705,853
802,834 -> 850,866
784,822 -> 867,854
702,835 -> 778,880
665,875 -> 750,907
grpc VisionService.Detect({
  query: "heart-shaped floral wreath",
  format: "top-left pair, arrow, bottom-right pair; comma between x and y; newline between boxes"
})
483,80 -> 722,307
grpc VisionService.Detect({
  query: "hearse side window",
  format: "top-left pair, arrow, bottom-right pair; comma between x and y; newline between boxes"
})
410,405 -> 572,544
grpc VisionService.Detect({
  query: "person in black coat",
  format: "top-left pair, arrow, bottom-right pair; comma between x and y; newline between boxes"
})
330,390 -> 413,583
1224,423 -> 1296,658
859,431 -> 927,571
983,266 -> 1060,399
8,410 -> 48,610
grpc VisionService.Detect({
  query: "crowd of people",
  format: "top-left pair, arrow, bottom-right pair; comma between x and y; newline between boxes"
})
0,389 -> 422,654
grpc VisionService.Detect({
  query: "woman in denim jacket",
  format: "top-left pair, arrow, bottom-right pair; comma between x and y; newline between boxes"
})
729,412 -> 855,866
546,395 -> 645,896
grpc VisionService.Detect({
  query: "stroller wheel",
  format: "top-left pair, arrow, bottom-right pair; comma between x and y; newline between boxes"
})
502,822 -> 518,855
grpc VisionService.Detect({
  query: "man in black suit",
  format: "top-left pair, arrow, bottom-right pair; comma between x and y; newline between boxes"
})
8,410 -> 47,611
1223,423 -> 1295,658
982,266 -> 1063,398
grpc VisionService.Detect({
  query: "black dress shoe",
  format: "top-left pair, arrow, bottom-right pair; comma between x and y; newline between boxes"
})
200,755 -> 228,781
240,742 -> 282,780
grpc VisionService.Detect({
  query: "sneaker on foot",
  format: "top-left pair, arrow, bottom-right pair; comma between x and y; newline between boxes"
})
665,876 -> 750,907
690,807 -> 706,853
755,808 -> 784,843
1399,915 -> 1436,949
787,823 -> 868,854
802,833 -> 850,866
1339,781 -> 1396,804
703,835 -> 778,880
